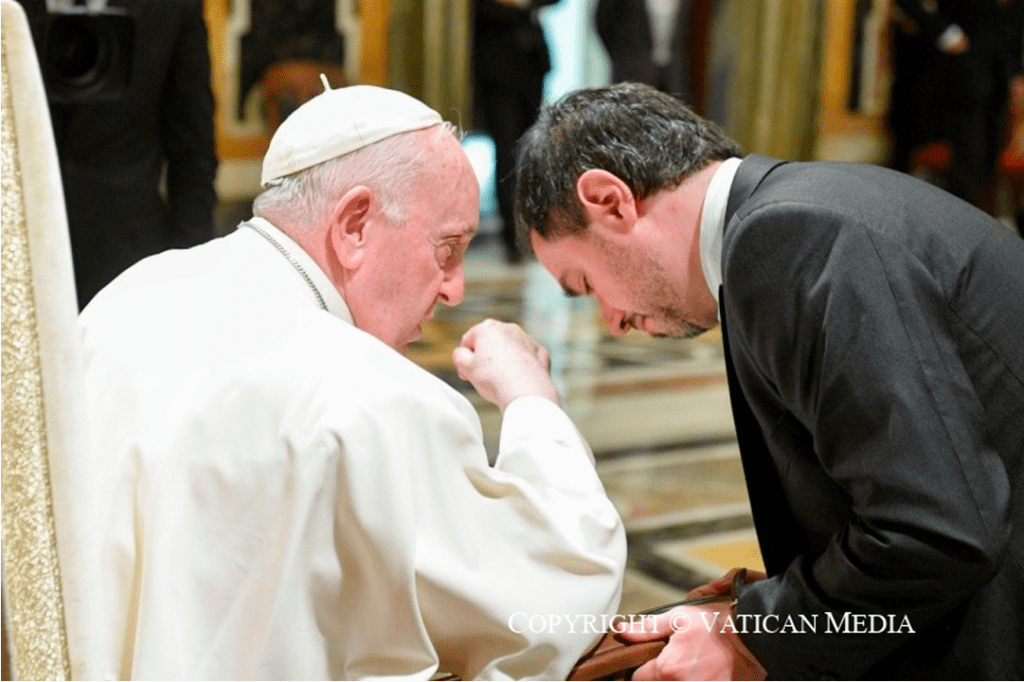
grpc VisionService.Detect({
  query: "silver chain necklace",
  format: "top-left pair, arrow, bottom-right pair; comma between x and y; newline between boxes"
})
243,222 -> 328,311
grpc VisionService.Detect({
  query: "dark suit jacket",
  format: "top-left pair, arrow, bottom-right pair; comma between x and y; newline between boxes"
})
720,155 -> 1024,679
20,0 -> 217,308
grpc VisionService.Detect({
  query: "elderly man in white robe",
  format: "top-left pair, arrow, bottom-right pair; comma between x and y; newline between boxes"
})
78,84 -> 626,680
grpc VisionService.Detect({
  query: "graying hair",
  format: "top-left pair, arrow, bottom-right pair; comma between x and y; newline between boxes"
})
514,82 -> 743,247
253,122 -> 459,230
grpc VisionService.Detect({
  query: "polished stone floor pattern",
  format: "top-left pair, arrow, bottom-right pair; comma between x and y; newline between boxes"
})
407,234 -> 764,615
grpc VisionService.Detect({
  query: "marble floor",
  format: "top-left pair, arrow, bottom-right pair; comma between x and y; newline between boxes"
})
406,228 -> 765,615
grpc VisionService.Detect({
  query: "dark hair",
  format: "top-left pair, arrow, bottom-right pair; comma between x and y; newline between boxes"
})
513,82 -> 743,247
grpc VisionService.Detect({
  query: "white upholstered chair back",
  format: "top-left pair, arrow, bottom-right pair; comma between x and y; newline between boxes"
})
1,0 -> 101,677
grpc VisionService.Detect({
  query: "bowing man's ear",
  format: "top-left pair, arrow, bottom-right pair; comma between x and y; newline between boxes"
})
576,169 -> 638,234
328,185 -> 377,269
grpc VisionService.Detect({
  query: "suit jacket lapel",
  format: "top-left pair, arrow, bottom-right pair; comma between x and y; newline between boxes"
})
719,293 -> 800,576
719,156 -> 803,576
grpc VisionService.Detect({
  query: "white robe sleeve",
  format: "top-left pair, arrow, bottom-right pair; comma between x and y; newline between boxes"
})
333,366 -> 625,681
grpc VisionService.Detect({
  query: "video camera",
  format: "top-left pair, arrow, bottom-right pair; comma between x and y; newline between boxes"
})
27,0 -> 135,103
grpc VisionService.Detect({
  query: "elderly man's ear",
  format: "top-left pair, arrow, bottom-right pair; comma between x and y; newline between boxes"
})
328,185 -> 379,269
576,169 -> 638,233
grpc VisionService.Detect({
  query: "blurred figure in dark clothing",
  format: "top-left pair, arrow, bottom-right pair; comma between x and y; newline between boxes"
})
238,0 -> 347,122
19,0 -> 217,309
474,0 -> 559,263
889,0 -> 1023,209
594,0 -> 694,102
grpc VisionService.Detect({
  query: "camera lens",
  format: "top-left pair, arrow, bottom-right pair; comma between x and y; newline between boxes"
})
46,16 -> 112,88
34,8 -> 135,103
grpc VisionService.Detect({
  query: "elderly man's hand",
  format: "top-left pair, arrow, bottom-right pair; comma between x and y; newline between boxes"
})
452,319 -> 560,412
620,604 -> 766,681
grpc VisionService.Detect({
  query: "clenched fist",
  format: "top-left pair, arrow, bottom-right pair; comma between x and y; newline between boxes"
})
452,319 -> 560,412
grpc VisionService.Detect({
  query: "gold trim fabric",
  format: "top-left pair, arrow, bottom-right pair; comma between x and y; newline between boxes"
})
1,5 -> 73,679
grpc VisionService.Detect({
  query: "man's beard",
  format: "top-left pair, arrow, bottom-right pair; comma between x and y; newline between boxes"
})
627,244 -> 710,339
651,309 -> 709,339
593,228 -> 712,339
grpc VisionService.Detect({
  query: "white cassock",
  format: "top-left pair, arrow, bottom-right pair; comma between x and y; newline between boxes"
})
78,218 -> 625,680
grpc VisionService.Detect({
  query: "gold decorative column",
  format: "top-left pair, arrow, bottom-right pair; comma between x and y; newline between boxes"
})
387,0 -> 472,126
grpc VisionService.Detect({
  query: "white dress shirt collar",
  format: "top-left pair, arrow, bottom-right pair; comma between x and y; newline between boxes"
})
699,156 -> 742,312
245,216 -> 354,323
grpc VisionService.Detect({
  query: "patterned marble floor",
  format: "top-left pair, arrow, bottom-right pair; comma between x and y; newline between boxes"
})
407,232 -> 764,615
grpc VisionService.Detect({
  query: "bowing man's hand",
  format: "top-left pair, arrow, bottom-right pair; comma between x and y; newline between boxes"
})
452,319 -> 560,412
620,603 -> 766,681
619,568 -> 767,681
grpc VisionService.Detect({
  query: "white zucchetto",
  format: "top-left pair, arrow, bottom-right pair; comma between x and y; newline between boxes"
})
261,84 -> 443,186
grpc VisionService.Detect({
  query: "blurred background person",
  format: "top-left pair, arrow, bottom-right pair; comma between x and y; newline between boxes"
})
997,1 -> 1024,235
473,0 -> 560,264
239,0 -> 349,131
888,0 -> 1023,211
594,0 -> 695,102
19,0 -> 217,309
